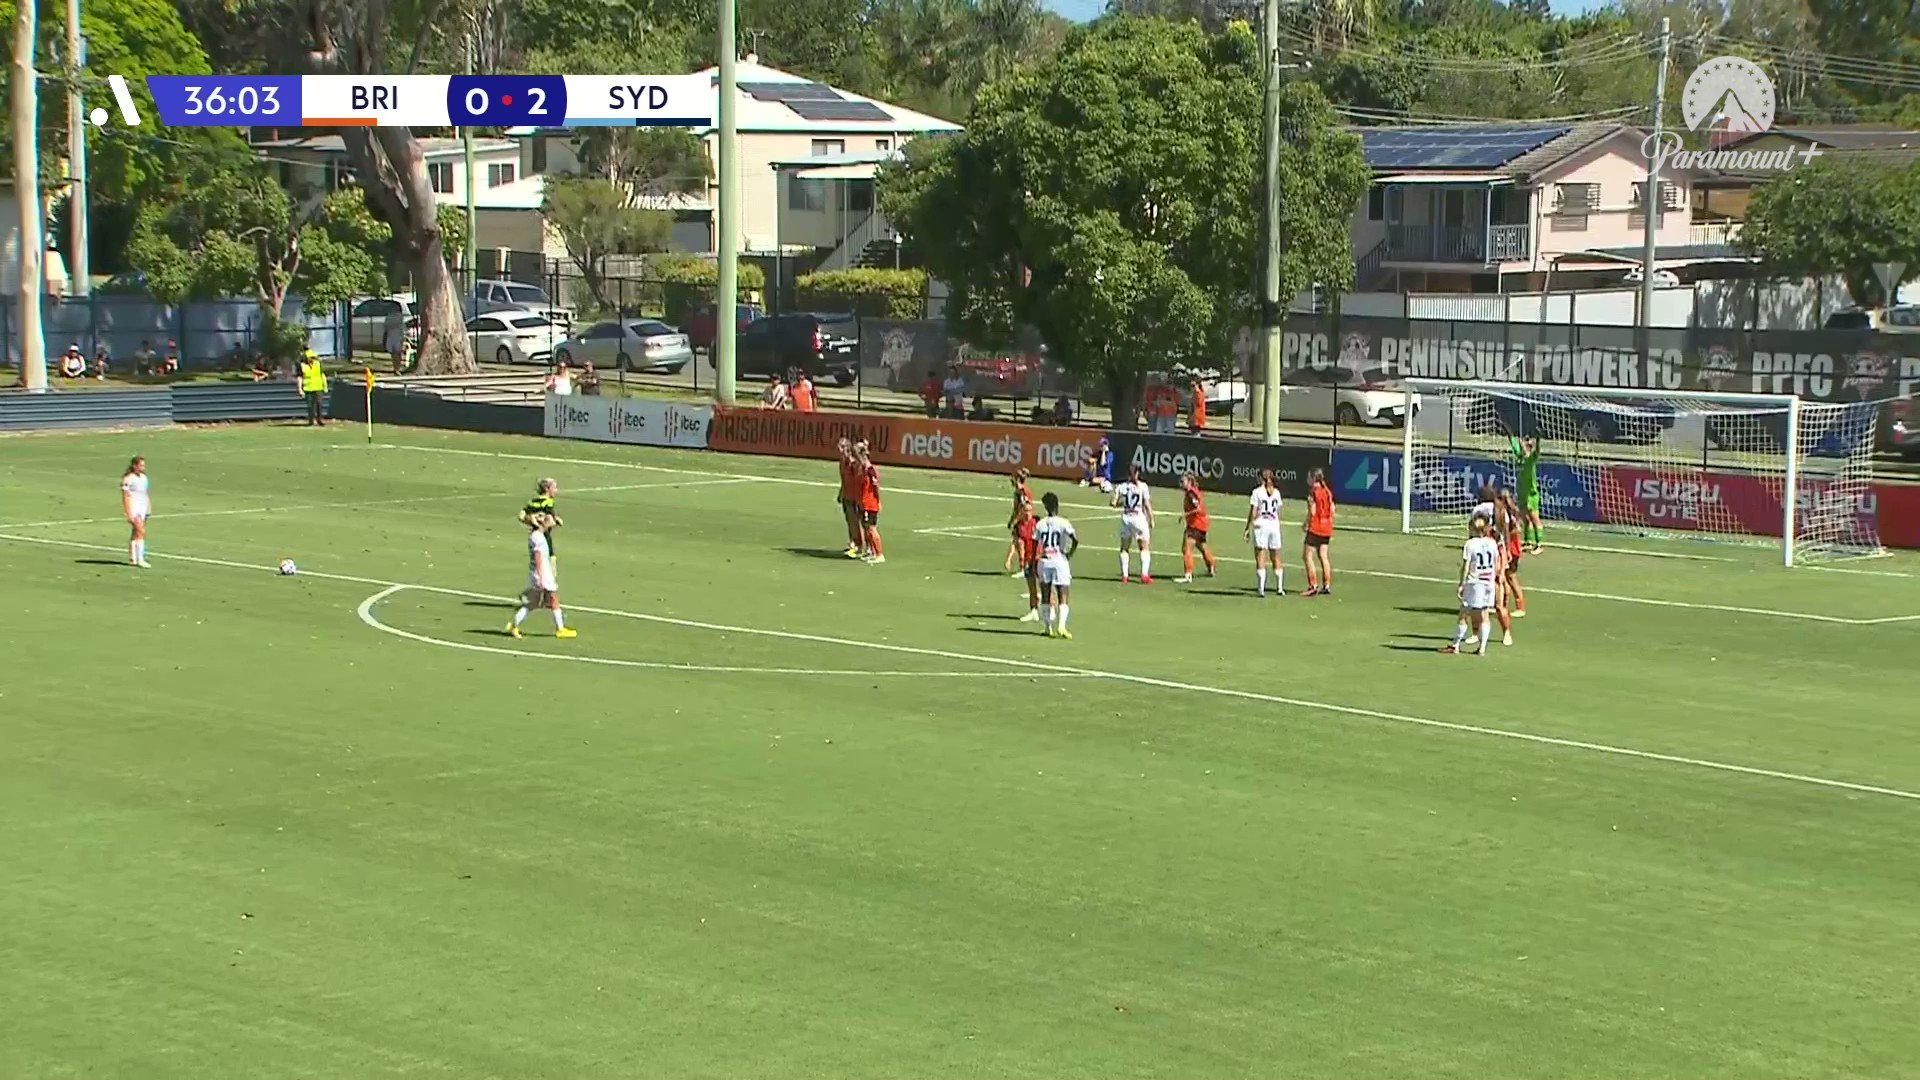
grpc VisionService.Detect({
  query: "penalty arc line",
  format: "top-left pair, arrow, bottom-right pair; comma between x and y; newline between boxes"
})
357,584 -> 1095,679
7,528 -> 1920,805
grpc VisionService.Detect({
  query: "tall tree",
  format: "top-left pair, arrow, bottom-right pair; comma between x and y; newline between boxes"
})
881,16 -> 1367,422
541,176 -> 673,309
301,0 -> 476,373
571,128 -> 711,203
1738,157 -> 1920,307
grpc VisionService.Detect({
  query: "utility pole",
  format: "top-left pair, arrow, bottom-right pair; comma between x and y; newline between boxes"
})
13,0 -> 48,390
1259,0 -> 1283,445
462,23 -> 477,283
714,0 -> 740,406
1638,16 -> 1671,340
66,0 -> 88,297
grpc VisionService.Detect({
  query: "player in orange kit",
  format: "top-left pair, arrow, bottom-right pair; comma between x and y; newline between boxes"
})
1302,468 -> 1335,595
856,445 -> 885,565
1174,472 -> 1217,583
1003,467 -> 1034,576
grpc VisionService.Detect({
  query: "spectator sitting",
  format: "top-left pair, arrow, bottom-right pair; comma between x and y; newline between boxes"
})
159,340 -> 179,376
577,360 -> 602,396
761,374 -> 790,409
133,339 -> 157,376
1051,395 -> 1074,425
942,367 -> 967,418
250,352 -> 272,381
920,372 -> 942,418
91,345 -> 111,380
60,343 -> 86,379
967,395 -> 996,422
1030,404 -> 1051,424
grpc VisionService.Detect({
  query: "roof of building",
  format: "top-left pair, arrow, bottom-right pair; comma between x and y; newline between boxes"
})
1357,122 -> 1633,183
253,134 -> 516,158
1587,242 -> 1753,264
459,172 -> 712,213
1731,125 -> 1920,151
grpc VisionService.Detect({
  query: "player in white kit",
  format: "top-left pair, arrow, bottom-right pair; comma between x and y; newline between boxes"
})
1442,514 -> 1505,655
508,513 -> 577,639
1033,491 -> 1079,639
1110,465 -> 1155,584
1243,469 -> 1285,597
120,456 -> 151,568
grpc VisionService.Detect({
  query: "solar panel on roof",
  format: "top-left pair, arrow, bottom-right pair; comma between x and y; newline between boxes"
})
740,81 -> 846,102
786,99 -> 893,122
1360,126 -> 1569,170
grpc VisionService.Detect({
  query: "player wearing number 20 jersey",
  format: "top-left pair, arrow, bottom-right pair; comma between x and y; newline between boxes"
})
1033,492 -> 1079,638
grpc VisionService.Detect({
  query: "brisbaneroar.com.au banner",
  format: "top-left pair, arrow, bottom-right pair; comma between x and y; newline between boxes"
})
544,394 -> 713,449
1329,448 -> 1920,549
706,409 -> 1103,480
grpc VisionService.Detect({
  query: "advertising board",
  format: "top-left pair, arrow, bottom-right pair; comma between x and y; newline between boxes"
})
543,394 -> 712,449
707,408 -> 1098,480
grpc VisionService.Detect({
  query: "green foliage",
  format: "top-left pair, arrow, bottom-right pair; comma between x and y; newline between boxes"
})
1738,158 -> 1920,307
522,31 -> 694,80
795,268 -> 929,318
570,128 -> 710,198
437,204 -> 469,269
882,16 -> 1366,420
126,165 -> 388,338
653,254 -> 767,289
543,176 -> 675,308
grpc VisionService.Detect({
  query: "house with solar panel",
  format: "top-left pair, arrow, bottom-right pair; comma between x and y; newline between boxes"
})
1351,123 -> 1738,293
510,56 -> 962,270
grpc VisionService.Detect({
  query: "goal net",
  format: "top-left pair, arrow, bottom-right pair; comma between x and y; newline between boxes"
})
1399,379 -> 1885,566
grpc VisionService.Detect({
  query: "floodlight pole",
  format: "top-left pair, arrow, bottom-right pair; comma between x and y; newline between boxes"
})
12,0 -> 47,390
66,0 -> 88,297
1637,16 -> 1670,341
462,23 -> 477,281
1259,0 -> 1283,445
713,0 -> 740,407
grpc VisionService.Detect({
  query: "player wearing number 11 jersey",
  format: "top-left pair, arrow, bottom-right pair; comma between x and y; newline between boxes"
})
1442,515 -> 1503,655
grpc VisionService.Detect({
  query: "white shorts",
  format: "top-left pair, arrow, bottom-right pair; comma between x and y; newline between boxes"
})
1038,557 -> 1072,588
1252,522 -> 1282,550
527,573 -> 558,595
1119,514 -> 1150,545
1461,581 -> 1495,611
128,511 -> 148,524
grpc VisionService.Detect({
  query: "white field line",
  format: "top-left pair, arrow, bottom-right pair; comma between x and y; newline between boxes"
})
8,529 -> 1915,804
357,585 -> 1093,679
1806,564 -> 1918,579
0,477 -> 756,530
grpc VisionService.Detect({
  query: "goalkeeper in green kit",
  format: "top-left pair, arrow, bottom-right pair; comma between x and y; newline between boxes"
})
1508,432 -> 1544,553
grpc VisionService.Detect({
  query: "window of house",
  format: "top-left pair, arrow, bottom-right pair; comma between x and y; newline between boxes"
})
789,177 -> 827,212
1366,184 -> 1385,221
487,162 -> 516,188
849,181 -> 874,213
876,139 -> 891,151
811,139 -> 845,157
428,162 -> 454,194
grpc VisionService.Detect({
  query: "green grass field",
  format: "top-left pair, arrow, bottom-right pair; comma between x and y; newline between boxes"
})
4,422 -> 1920,1079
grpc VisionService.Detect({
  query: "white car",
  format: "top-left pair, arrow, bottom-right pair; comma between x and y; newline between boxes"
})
473,278 -> 575,331
554,319 -> 694,373
349,295 -> 414,353
1278,366 -> 1420,426
467,311 -> 563,366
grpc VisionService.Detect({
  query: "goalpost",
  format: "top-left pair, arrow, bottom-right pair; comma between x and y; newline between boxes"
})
1397,379 -> 1886,567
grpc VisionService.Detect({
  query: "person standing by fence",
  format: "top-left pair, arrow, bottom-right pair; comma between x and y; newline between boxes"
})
298,351 -> 329,426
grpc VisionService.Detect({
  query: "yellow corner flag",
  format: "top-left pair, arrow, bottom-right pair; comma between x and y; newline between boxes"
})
363,367 -> 375,444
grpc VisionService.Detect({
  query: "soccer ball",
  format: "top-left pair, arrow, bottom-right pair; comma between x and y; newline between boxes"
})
278,559 -> 298,576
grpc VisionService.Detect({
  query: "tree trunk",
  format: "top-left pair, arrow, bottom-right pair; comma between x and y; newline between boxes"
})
1105,362 -> 1143,431
340,127 -> 475,374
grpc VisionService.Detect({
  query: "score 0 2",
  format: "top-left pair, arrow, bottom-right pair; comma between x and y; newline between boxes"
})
447,76 -> 567,127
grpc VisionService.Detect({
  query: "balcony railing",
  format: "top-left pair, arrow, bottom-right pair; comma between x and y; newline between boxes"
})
1489,223 -> 1531,261
1689,220 -> 1743,246
1386,222 -> 1532,264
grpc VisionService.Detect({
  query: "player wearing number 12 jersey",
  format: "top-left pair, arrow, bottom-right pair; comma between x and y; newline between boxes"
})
1111,465 -> 1154,583
1033,492 -> 1079,638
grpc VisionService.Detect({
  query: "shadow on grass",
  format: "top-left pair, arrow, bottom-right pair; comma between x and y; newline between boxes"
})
952,568 -> 1013,578
784,547 -> 859,561
462,599 -> 517,610
958,625 -> 1042,637
947,612 -> 1023,621
74,558 -> 129,567
1380,643 -> 1449,653
1395,605 -> 1462,616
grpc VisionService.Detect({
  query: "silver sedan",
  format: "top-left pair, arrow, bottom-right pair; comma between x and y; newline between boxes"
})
554,319 -> 693,373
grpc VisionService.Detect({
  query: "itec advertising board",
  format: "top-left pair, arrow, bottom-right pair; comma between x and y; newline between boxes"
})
543,395 -> 712,449
1330,448 -> 1920,547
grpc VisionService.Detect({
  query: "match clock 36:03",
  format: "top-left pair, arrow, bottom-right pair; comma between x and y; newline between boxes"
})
446,76 -> 568,127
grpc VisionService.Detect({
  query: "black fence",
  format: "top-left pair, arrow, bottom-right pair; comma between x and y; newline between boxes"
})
3,292 -> 352,370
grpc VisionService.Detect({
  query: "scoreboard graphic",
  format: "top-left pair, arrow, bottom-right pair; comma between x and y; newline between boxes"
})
143,75 -> 713,128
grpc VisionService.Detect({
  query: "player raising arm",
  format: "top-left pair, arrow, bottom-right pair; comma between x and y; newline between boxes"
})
121,456 -> 151,568
1111,465 -> 1155,583
508,513 -> 576,639
1034,492 -> 1079,639
1244,469 -> 1285,598
1175,473 -> 1216,583
1499,488 -> 1529,621
1442,515 -> 1503,656
1510,431 -> 1545,553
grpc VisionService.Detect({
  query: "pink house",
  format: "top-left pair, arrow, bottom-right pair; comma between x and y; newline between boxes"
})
1348,123 -> 1737,294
